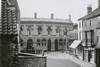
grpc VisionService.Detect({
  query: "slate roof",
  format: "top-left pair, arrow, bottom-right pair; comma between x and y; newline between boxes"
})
78,8 -> 100,20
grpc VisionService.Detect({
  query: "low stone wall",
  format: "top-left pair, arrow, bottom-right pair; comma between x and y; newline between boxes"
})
18,56 -> 47,67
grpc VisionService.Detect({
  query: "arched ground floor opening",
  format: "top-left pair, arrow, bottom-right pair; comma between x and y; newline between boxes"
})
55,39 -> 59,51
21,37 -> 67,54
47,39 -> 51,51
27,39 -> 34,53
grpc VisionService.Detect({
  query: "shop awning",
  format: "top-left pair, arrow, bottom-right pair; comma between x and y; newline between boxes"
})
69,40 -> 82,49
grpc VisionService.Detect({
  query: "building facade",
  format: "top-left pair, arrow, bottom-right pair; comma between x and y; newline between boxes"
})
67,24 -> 78,50
20,15 -> 73,54
78,0 -> 100,63
68,24 -> 83,57
68,24 -> 78,40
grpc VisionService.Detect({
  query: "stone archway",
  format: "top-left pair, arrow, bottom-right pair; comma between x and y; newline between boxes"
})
37,39 -> 41,46
59,38 -> 63,51
47,39 -> 51,51
55,39 -> 58,51
42,38 -> 46,47
27,39 -> 33,52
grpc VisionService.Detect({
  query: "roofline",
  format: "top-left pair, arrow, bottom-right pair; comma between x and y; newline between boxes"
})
20,17 -> 70,20
20,17 -> 73,24
78,8 -> 100,21
20,21 -> 73,25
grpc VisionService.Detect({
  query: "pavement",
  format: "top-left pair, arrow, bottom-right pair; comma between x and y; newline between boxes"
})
44,51 -> 96,67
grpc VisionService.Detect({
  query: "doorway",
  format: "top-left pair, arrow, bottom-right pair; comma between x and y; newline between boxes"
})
55,39 -> 58,51
47,39 -> 51,51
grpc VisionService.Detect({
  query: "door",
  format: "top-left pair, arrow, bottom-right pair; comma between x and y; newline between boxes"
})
55,39 -> 58,51
47,39 -> 51,51
27,39 -> 33,52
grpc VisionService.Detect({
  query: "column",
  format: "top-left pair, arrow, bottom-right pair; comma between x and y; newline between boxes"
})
51,38 -> 55,51
22,25 -> 28,35
42,25 -> 48,35
60,27 -> 64,36
31,26 -> 34,36
51,25 -> 56,35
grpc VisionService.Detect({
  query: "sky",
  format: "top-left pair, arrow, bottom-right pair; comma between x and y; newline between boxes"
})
0,0 -> 98,23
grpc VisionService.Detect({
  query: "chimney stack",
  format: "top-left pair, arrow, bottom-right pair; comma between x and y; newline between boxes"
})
69,14 -> 71,21
87,5 -> 92,14
51,13 -> 54,19
98,0 -> 100,8
34,12 -> 37,19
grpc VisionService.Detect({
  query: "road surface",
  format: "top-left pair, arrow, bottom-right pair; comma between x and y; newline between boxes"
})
47,58 -> 80,67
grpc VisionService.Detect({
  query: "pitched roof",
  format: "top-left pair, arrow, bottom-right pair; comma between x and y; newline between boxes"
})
78,8 -> 100,20
87,8 -> 100,19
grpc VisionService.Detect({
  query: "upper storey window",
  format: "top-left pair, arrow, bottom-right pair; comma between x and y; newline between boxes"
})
47,26 -> 52,35
37,26 -> 42,35
64,27 -> 67,35
27,25 -> 34,35
20,25 -> 24,31
56,26 -> 60,33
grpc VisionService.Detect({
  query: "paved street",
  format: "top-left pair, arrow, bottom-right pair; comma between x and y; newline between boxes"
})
47,58 -> 80,67
44,52 -> 96,67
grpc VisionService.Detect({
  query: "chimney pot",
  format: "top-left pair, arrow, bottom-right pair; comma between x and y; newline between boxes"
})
87,5 -> 92,14
98,0 -> 100,8
51,13 -> 54,19
69,14 -> 71,21
34,12 -> 37,19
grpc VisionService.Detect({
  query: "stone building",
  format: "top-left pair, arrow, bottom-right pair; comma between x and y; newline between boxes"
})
68,24 -> 78,40
67,24 -> 78,51
68,24 -> 83,57
78,0 -> 100,63
20,13 -> 73,53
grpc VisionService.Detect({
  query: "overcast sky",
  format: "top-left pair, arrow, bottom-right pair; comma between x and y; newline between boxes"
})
0,0 -> 98,23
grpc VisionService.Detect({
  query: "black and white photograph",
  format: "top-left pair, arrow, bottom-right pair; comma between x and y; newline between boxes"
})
0,0 -> 100,67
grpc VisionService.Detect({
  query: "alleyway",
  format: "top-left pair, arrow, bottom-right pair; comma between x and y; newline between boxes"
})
44,52 -> 96,67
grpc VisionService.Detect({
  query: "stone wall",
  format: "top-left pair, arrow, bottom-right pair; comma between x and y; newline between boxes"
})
18,56 -> 47,67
